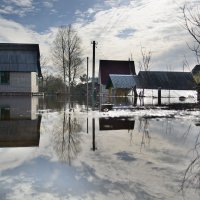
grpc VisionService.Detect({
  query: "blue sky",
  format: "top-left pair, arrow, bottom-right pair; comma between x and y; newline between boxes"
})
0,0 -> 199,74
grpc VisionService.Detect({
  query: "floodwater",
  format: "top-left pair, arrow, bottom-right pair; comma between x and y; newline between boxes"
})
0,96 -> 200,200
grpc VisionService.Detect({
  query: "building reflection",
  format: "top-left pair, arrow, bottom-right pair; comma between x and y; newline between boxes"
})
99,117 -> 135,131
99,116 -> 152,151
0,96 -> 41,147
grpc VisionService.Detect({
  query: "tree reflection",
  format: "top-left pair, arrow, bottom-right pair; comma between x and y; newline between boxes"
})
181,131 -> 200,194
138,117 -> 151,151
52,109 -> 82,165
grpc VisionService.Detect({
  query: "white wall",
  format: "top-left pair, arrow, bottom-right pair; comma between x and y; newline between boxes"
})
0,72 -> 31,93
0,72 -> 39,93
31,72 -> 38,93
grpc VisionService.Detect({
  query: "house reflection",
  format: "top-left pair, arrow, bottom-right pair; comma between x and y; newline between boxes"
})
99,117 -> 135,131
0,96 -> 41,147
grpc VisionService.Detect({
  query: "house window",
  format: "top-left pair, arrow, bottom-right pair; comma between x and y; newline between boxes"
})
0,107 -> 10,120
0,72 -> 10,84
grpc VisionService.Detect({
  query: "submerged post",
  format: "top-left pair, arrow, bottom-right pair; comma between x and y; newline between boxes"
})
158,87 -> 161,106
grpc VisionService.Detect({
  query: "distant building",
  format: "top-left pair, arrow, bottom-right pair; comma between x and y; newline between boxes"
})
105,71 -> 197,102
0,43 -> 42,95
99,59 -> 135,105
99,60 -> 136,96
137,71 -> 196,90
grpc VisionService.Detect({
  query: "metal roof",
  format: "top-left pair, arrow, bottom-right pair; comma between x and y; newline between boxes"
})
0,43 -> 42,77
99,60 -> 135,85
106,74 -> 136,89
138,71 -> 197,90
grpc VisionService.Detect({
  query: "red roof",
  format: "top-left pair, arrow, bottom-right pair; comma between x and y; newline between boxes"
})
99,60 -> 135,85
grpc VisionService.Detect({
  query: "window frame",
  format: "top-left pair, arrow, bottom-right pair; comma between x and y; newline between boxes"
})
0,71 -> 10,85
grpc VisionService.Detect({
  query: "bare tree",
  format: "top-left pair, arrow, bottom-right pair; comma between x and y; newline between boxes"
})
182,54 -> 191,72
40,55 -> 50,91
138,46 -> 152,71
52,25 -> 83,94
40,54 -> 49,74
182,4 -> 200,64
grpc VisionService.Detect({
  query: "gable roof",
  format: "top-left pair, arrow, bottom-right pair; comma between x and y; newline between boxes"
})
99,60 -> 135,85
0,43 -> 42,77
106,74 -> 137,89
138,71 -> 197,90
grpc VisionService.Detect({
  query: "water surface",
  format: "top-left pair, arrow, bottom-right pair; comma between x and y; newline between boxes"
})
0,96 -> 199,199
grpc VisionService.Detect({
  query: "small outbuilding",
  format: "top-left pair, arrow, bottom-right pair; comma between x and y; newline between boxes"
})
106,74 -> 138,96
99,59 -> 136,95
0,43 -> 42,95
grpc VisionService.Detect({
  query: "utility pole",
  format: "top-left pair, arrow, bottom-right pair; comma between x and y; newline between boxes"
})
87,57 -> 89,112
91,41 -> 97,111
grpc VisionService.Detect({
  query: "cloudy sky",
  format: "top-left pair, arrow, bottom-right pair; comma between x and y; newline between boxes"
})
0,0 -> 199,74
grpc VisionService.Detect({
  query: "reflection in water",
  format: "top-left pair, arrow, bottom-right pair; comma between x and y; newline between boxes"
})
92,118 -> 97,151
99,116 -> 152,151
52,109 -> 82,164
0,96 -> 41,147
87,117 -> 89,133
138,118 -> 151,151
1,95 -> 200,199
99,117 -> 135,131
181,132 -> 200,193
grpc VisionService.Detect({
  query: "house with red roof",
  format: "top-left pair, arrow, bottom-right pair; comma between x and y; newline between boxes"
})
99,59 -> 136,97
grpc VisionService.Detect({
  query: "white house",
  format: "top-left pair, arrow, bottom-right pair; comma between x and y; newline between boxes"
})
0,43 -> 42,95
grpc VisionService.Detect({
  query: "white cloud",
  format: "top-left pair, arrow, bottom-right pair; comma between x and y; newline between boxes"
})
1,0 -> 35,16
43,1 -> 54,8
0,6 -> 13,14
0,17 -> 57,58
0,0 -> 199,75
4,0 -> 33,7
75,0 -> 199,73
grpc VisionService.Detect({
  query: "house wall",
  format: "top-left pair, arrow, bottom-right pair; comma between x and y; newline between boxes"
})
0,72 -> 31,93
100,85 -> 109,95
31,72 -> 38,93
0,72 -> 39,93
